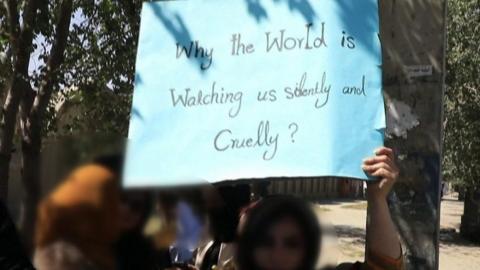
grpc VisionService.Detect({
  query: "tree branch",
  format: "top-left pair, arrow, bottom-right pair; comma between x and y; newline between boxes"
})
118,0 -> 141,32
3,0 -> 19,44
28,0 -> 73,134
15,0 -> 43,74
0,0 -> 45,199
0,28 -> 10,40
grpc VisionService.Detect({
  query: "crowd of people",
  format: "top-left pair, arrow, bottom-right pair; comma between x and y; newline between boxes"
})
0,147 -> 404,270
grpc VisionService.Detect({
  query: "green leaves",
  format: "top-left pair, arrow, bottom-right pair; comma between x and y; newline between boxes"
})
0,0 -> 145,137
444,0 -> 480,189
46,0 -> 145,136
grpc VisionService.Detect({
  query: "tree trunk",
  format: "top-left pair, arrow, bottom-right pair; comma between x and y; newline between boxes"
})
0,0 -> 44,200
0,85 -> 18,201
460,188 -> 480,243
17,0 -> 73,252
19,87 -> 41,254
0,77 -> 30,200
0,151 -> 11,200
19,134 -> 41,255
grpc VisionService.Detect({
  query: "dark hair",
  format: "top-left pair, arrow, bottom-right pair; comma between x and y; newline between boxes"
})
122,190 -> 153,231
93,154 -> 153,230
237,195 -> 321,270
208,184 -> 251,243
93,153 -> 124,177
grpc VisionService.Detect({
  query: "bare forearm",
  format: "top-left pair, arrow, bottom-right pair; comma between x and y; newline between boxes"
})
366,195 -> 401,259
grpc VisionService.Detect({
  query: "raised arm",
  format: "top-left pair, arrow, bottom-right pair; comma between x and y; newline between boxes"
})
362,147 -> 402,260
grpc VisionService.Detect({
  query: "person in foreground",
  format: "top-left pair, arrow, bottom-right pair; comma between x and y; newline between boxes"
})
236,147 -> 403,270
0,199 -> 35,270
34,164 -> 122,270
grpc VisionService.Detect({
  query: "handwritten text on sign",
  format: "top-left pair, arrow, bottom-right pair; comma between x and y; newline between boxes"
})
124,0 -> 385,186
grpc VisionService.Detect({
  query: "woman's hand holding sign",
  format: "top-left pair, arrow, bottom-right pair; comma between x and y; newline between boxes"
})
362,147 -> 403,263
362,146 -> 399,200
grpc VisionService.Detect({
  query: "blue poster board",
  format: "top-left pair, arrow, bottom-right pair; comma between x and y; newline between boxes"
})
124,0 -> 385,187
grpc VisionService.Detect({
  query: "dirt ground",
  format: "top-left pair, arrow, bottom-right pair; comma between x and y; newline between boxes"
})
314,193 -> 480,269
438,194 -> 480,270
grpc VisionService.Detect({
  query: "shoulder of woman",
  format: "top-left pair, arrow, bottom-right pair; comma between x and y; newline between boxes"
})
34,241 -> 98,270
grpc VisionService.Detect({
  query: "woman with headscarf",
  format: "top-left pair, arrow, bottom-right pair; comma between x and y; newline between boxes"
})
33,164 -> 121,270
236,195 -> 320,270
235,147 -> 404,270
194,184 -> 251,270
115,190 -> 166,270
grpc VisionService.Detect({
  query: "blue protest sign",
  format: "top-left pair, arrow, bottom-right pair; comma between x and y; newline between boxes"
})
124,0 -> 385,187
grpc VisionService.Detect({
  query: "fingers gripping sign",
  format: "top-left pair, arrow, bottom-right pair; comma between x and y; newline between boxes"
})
362,147 -> 400,200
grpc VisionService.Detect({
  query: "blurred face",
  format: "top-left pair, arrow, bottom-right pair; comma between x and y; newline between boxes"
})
118,201 -> 142,232
253,217 -> 306,270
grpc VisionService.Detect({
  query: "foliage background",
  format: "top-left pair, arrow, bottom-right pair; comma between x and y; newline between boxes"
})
444,0 -> 480,191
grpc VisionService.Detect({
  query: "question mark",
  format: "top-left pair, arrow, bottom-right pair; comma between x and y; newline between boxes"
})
288,123 -> 299,143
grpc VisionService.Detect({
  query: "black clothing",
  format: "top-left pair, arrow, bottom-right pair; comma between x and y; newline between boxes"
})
115,231 -> 170,270
0,200 -> 36,270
